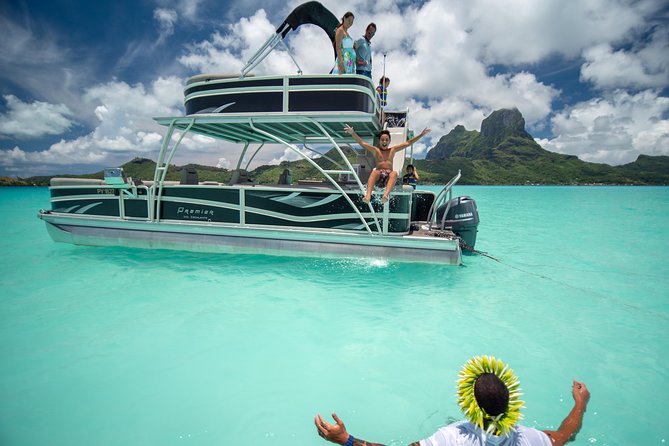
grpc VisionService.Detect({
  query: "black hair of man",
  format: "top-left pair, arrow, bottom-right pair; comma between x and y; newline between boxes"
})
377,130 -> 391,138
474,373 -> 509,416
367,23 -> 377,31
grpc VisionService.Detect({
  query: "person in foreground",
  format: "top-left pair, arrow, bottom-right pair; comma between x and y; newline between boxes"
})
314,355 -> 590,446
344,125 -> 430,203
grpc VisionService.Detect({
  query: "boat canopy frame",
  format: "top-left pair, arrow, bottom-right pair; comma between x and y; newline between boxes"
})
152,113 -> 387,235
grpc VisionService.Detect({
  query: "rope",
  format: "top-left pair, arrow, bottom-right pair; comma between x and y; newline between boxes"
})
458,237 -> 500,262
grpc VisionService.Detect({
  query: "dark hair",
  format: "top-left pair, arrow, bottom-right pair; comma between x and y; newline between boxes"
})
379,76 -> 390,84
406,164 -> 414,170
340,11 -> 354,26
367,23 -> 377,31
377,130 -> 391,138
474,373 -> 509,416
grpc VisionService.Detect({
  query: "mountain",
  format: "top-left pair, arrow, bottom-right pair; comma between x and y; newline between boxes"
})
423,108 -> 669,185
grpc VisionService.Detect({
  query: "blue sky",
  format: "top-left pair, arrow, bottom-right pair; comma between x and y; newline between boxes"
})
1,0 -> 668,177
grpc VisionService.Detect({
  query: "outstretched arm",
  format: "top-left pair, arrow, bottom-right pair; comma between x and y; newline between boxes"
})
315,413 -> 419,446
543,380 -> 590,446
344,125 -> 378,154
390,128 -> 431,153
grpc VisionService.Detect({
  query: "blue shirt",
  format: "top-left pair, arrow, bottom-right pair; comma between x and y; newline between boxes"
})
355,36 -> 372,74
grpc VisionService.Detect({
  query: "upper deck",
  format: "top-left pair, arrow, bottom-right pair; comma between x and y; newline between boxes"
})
154,74 -> 383,144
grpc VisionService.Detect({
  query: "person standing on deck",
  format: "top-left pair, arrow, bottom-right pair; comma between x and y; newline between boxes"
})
376,76 -> 390,107
332,12 -> 357,74
344,125 -> 430,203
315,355 -> 591,446
355,23 -> 376,78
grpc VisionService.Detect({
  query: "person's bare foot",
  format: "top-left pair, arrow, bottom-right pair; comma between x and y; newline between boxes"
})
381,195 -> 389,203
362,196 -> 371,203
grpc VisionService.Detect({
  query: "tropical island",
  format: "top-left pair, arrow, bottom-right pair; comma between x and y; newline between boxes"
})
3,108 -> 668,186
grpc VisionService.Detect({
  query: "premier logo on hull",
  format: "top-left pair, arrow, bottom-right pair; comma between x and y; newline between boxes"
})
177,207 -> 215,220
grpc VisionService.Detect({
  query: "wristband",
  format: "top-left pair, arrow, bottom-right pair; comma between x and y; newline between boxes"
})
343,435 -> 354,446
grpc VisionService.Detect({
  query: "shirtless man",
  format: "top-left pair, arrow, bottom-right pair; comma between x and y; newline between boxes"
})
343,125 -> 431,203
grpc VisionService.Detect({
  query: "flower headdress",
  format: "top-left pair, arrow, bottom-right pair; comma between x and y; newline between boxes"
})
456,355 -> 525,436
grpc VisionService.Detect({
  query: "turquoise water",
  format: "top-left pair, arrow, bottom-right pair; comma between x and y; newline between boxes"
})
1,186 -> 667,445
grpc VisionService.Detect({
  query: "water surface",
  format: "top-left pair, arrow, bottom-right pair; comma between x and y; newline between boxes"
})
1,186 -> 667,445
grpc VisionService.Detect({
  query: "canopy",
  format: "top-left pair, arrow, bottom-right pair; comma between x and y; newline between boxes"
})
279,1 -> 339,43
241,1 -> 340,76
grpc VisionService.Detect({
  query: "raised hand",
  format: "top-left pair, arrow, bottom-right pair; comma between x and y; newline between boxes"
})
315,412 -> 349,444
572,380 -> 590,407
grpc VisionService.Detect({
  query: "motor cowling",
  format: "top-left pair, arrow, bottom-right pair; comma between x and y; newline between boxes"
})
435,196 -> 479,249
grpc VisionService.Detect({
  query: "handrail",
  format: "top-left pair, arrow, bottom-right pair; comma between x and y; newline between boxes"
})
152,118 -> 195,222
244,142 -> 266,171
303,143 -> 345,170
306,118 -> 383,234
426,170 -> 461,230
240,24 -> 302,77
248,120 -> 382,235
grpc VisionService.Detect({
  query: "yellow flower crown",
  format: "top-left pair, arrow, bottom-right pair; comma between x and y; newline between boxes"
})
457,355 -> 525,436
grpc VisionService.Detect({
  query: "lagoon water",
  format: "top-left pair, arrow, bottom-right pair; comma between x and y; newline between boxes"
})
0,186 -> 667,445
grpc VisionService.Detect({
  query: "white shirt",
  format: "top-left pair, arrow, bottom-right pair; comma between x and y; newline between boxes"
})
419,421 -> 552,446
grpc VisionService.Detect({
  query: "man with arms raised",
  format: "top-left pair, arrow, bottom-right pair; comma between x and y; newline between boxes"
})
344,125 -> 431,203
315,355 -> 590,446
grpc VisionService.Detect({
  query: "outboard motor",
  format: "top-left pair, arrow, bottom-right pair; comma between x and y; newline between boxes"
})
435,196 -> 479,249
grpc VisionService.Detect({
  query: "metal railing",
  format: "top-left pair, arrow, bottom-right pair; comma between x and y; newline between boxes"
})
426,170 -> 461,230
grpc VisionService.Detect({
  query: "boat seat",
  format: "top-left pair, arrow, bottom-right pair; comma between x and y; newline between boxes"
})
228,169 -> 254,185
278,169 -> 292,185
180,167 -> 198,185
355,154 -> 375,182
50,178 -> 105,186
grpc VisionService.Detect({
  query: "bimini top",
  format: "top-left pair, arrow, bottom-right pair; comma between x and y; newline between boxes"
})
154,74 -> 382,145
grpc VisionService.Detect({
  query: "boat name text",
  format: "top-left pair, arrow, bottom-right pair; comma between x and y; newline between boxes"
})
96,188 -> 115,194
177,206 -> 215,220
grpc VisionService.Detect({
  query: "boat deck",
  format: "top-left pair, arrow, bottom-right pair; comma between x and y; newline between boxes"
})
155,74 -> 382,144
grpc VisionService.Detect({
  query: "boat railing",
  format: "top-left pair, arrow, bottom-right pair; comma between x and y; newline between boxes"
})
148,114 -> 383,235
249,118 -> 383,235
426,170 -> 462,230
150,118 -> 195,222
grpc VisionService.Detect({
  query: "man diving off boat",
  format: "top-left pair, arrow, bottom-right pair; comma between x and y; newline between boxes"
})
344,125 -> 431,203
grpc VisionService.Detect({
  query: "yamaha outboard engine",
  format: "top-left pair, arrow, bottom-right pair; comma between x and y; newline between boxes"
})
435,196 -> 479,249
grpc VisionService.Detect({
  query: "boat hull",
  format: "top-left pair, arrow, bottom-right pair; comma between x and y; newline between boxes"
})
40,213 -> 461,264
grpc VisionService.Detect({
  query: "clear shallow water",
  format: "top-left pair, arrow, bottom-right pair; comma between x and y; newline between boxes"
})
1,186 -> 667,445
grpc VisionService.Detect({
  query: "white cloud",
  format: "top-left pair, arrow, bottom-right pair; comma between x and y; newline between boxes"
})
580,30 -> 669,90
0,76 -> 195,173
0,95 -> 76,138
179,9 -> 295,74
539,89 -> 669,164
176,0 -> 203,21
448,0 -> 654,64
216,157 -> 231,169
154,8 -> 178,42
2,0 -> 668,176
268,147 -> 316,165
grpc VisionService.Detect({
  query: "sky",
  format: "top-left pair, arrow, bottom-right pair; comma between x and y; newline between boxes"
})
0,0 -> 668,177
